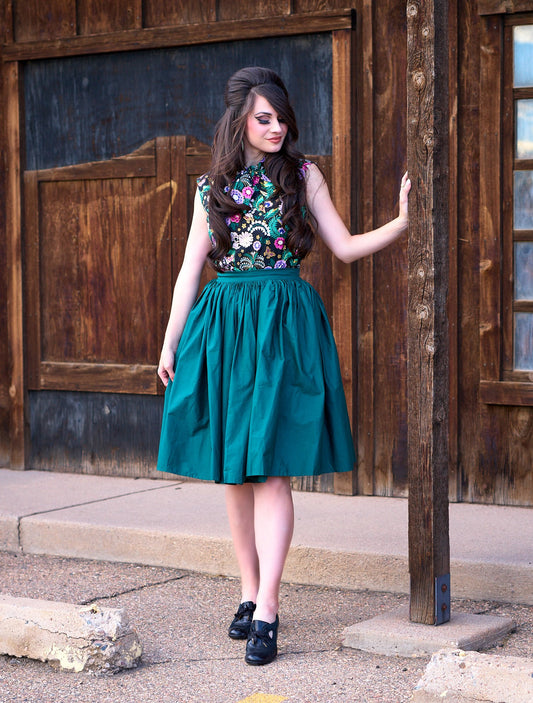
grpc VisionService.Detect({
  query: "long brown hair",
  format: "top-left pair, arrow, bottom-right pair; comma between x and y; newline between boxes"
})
206,66 -> 316,270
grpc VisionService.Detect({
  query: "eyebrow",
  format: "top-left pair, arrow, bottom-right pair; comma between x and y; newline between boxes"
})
254,111 -> 273,117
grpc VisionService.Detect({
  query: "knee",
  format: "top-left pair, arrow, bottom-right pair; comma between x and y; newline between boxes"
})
263,476 -> 292,499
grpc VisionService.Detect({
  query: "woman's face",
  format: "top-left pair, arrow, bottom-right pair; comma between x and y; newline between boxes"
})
243,94 -> 288,164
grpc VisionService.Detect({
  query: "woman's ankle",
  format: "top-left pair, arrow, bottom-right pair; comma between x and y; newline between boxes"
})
253,599 -> 278,623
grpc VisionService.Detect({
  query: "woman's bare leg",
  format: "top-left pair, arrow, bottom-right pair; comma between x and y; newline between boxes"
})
225,483 -> 260,603
252,476 -> 294,623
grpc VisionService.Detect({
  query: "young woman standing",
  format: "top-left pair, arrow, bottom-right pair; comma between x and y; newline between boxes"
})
157,66 -> 410,665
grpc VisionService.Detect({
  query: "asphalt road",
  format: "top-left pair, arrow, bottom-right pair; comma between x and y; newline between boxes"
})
0,552 -> 531,703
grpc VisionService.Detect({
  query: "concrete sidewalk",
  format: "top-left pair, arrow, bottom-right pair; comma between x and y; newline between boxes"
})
0,468 -> 531,605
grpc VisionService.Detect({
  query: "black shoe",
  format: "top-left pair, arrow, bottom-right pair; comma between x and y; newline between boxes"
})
244,616 -> 279,665
228,601 -> 256,640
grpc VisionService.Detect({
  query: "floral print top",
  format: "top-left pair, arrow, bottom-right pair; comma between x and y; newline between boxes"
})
197,159 -> 312,272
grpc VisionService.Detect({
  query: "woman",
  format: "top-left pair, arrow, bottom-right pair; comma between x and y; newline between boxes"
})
157,66 -> 410,665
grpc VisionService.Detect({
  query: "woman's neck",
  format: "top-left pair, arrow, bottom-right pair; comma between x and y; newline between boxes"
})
243,145 -> 265,167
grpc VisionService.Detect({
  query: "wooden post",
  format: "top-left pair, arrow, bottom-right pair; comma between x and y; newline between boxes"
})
406,0 -> 451,624
5,59 -> 27,469
332,27 -> 357,496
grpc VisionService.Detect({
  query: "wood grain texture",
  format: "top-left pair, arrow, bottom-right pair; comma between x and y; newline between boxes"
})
22,172 -> 40,389
143,0 -> 215,27
355,0 -> 375,496
502,22 -> 515,375
480,381 -> 533,405
77,0 -> 142,34
406,0 -> 450,624
331,28 -> 356,496
456,1 -> 482,503
24,139 -> 178,397
5,61 -> 26,468
447,0 -> 459,501
39,362 -> 157,394
3,10 -> 353,60
372,0 -> 409,497
294,0 -> 349,10
479,15 -> 502,383
13,0 -> 76,42
218,0 -> 290,21
476,403 -> 533,505
3,0 -> 13,44
0,18 -> 10,464
478,0 -> 533,14
38,177 -> 163,365
28,391 -> 165,477
155,136 -> 173,384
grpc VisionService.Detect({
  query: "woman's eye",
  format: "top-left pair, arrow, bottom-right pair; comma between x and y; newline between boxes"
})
257,118 -> 270,125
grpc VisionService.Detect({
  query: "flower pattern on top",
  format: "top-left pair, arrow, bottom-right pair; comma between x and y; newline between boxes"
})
197,159 -> 312,272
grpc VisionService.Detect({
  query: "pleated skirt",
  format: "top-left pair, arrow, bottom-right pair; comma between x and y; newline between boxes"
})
157,268 -> 355,484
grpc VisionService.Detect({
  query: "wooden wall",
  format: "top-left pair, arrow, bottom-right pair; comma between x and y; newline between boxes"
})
0,49 -> 8,467
1,0 -> 532,505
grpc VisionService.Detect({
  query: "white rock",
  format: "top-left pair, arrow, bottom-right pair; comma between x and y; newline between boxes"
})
411,648 -> 533,703
0,594 -> 142,673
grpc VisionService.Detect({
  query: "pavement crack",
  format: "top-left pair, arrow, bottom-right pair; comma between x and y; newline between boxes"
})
139,649 -> 326,669
79,574 -> 188,605
16,517 -> 22,551
140,653 -> 248,668
17,482 -> 185,522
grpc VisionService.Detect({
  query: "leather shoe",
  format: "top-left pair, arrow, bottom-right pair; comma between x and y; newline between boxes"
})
244,616 -> 279,665
228,601 -> 256,640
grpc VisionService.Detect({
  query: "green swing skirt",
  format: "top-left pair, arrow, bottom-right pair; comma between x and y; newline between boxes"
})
157,268 -> 355,484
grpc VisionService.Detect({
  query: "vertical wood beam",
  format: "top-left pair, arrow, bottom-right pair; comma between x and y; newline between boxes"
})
155,136 -> 174,393
3,0 -> 13,44
5,60 -> 27,469
406,0 -> 451,624
356,0 -> 375,495
447,0 -> 459,500
332,27 -> 357,495
23,171 -> 41,390
479,15 -> 502,383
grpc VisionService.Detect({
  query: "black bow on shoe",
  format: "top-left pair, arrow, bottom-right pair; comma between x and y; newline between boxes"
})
228,601 -> 256,640
244,616 -> 279,665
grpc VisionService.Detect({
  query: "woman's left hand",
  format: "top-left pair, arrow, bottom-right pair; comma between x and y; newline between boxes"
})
399,171 -> 411,226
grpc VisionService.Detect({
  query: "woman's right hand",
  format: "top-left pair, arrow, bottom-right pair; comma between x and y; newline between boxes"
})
158,347 -> 176,387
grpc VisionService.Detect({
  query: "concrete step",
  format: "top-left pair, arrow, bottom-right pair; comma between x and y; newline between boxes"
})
1,469 -> 531,604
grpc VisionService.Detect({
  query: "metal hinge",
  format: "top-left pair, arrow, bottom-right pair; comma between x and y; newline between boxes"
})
435,573 -> 451,625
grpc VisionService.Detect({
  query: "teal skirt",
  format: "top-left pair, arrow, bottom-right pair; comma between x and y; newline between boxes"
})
157,268 -> 355,484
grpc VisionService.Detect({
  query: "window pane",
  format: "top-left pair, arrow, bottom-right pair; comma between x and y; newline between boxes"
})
515,313 -> 533,370
515,243 -> 533,299
516,100 -> 533,159
514,25 -> 533,88
514,171 -> 533,229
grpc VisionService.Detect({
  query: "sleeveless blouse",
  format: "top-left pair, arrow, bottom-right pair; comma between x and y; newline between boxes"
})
197,159 -> 312,272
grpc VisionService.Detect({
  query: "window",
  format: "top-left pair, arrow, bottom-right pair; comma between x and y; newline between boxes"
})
507,23 -> 533,376
479,10 -> 533,405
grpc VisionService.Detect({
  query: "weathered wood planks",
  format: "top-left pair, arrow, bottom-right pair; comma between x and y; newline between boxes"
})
406,0 -> 451,624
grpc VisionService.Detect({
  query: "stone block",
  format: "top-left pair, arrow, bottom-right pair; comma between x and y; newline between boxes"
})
343,606 -> 515,657
411,648 -> 533,703
0,595 -> 142,673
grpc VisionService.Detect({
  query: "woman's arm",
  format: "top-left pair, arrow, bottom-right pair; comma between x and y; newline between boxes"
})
157,189 -> 212,386
305,164 -> 410,264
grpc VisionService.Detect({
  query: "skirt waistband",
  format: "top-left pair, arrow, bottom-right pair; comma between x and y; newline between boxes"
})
216,268 -> 301,283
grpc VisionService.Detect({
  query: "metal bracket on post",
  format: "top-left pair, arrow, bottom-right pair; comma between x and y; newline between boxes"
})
435,573 -> 451,625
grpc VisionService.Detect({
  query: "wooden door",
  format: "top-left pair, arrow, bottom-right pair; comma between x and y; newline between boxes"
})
24,136 -> 211,397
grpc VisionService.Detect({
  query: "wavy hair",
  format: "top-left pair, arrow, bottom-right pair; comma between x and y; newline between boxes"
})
206,66 -> 317,270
